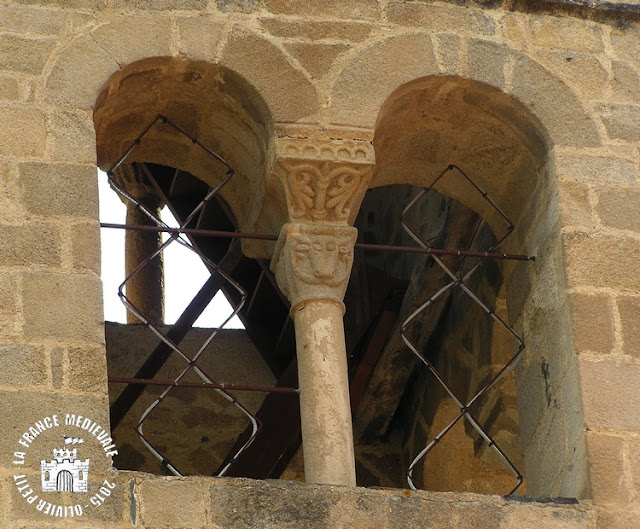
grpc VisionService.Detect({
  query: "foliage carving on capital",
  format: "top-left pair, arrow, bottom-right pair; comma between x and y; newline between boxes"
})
270,223 -> 357,312
276,159 -> 372,224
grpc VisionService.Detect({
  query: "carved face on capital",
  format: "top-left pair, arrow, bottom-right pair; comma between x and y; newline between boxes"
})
291,233 -> 354,287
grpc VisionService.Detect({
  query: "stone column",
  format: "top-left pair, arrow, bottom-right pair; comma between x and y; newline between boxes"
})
270,134 -> 374,486
111,164 -> 165,325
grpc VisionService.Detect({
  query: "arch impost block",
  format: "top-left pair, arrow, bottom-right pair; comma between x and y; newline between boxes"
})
273,133 -> 375,225
270,223 -> 357,313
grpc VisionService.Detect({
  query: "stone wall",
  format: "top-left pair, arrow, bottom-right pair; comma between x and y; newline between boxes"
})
1,1 -> 640,527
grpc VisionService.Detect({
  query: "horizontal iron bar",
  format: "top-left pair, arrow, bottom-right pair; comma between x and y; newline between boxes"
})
100,223 -> 534,261
108,376 -> 300,394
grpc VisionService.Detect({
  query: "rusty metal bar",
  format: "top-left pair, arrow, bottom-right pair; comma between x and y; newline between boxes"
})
100,223 -> 534,261
108,376 -> 299,394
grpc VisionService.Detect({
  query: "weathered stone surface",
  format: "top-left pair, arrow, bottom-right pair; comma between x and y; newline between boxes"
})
529,16 -> 604,53
564,231 -> 640,290
48,109 -> 96,163
108,0 -> 206,8
176,17 -> 225,61
570,292 -> 615,354
216,0 -> 258,12
611,28 -> 640,67
221,29 -> 320,122
0,107 -> 46,157
501,503 -> 593,528
0,75 -> 20,100
330,33 -> 437,128
264,0 -> 381,20
555,153 -> 635,183
595,187 -> 640,232
557,179 -> 593,227
586,433 -> 630,505
91,14 -> 172,67
510,56 -> 601,147
597,510 -> 640,529
139,478 -> 208,528
468,39 -> 511,89
18,163 -> 99,218
0,345 -> 46,387
260,18 -> 372,41
611,60 -> 640,102
0,4 -> 94,35
43,35 -> 118,110
387,3 -> 496,35
436,34 -> 461,75
0,270 -> 18,314
71,221 -> 101,274
0,34 -> 56,75
0,223 -> 61,267
597,103 -> 640,142
618,296 -> 640,358
22,271 -> 104,343
579,358 -> 640,432
536,52 -> 607,100
67,345 -> 108,392
284,42 -> 350,79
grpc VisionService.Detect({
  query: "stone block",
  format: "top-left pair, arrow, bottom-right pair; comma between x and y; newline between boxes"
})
329,33 -> 437,128
0,34 -> 56,75
586,432 -> 630,505
529,16 -> 603,53
18,163 -> 99,219
0,345 -> 47,388
597,103 -> 640,142
500,503 -> 592,528
220,29 -> 320,123
22,271 -> 104,343
0,75 -> 20,101
611,60 -> 640,102
44,35 -> 118,110
611,28 -> 640,68
216,0 -> 257,12
570,292 -> 614,354
264,0 -> 381,20
387,3 -> 495,35
0,4 -> 94,35
50,347 -> 64,390
556,153 -> 635,184
595,187 -> 640,233
48,109 -> 96,164
557,180 -> 593,228
0,223 -> 61,268
510,55 -> 600,147
0,107 -> 46,158
0,389 -> 110,471
176,17 -> 224,62
597,510 -> 640,529
564,231 -> 640,291
618,296 -> 640,359
536,52 -> 607,100
451,501 -> 503,528
579,357 -> 640,432
516,357 -> 546,450
139,478 -> 208,528
436,34 -> 461,75
67,345 -> 108,392
92,14 -> 172,67
259,18 -> 372,41
0,270 -> 18,314
468,39 -> 510,89
109,0 -> 206,7
284,42 -> 350,80
71,221 -> 101,275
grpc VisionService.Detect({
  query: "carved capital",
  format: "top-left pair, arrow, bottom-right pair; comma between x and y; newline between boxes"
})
110,163 -> 164,209
275,135 -> 374,224
270,223 -> 357,312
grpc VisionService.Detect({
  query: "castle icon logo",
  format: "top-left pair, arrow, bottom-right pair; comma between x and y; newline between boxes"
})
40,437 -> 90,493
